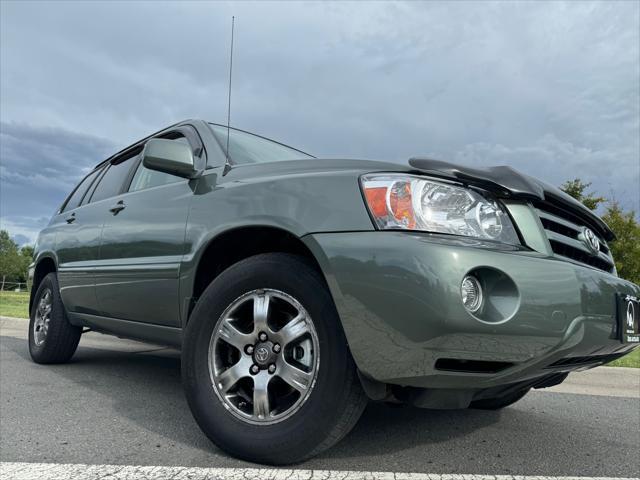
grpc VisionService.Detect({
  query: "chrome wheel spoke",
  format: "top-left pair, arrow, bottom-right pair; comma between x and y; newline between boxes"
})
253,374 -> 271,419
217,357 -> 251,393
217,318 -> 253,351
40,305 -> 51,318
277,359 -> 313,392
33,288 -> 53,346
252,293 -> 270,334
40,292 -> 51,310
275,313 -> 309,346
38,298 -> 49,317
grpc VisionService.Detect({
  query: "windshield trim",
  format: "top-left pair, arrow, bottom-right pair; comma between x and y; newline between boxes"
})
208,122 -> 316,163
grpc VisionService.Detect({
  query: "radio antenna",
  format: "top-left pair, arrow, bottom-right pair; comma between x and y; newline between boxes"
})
225,16 -> 235,163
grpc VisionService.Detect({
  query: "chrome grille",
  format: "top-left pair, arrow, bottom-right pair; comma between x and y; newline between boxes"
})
535,205 -> 615,273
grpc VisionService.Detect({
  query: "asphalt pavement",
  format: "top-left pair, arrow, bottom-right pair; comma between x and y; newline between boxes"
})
1,316 -> 639,479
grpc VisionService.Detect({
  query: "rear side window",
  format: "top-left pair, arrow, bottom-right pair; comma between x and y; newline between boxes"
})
89,152 -> 139,203
61,168 -> 102,213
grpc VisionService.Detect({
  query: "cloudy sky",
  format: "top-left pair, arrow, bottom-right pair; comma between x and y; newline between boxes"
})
1,0 -> 638,244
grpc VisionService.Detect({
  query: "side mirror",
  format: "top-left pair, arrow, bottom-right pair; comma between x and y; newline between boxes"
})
142,138 -> 199,179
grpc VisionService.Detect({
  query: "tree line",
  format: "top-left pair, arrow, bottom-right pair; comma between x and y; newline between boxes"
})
0,178 -> 638,289
0,230 -> 33,290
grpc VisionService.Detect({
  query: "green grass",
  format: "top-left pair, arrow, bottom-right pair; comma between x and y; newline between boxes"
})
607,348 -> 640,368
0,289 -> 638,367
0,290 -> 29,319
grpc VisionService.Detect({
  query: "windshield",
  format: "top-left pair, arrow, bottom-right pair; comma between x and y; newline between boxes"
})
209,124 -> 314,165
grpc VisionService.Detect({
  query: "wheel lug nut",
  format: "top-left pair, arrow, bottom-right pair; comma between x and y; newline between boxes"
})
258,332 -> 268,342
273,343 -> 281,353
250,365 -> 260,375
245,345 -> 254,355
268,364 -> 276,374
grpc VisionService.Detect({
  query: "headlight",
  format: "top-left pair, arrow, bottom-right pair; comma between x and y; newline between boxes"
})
361,174 -> 520,244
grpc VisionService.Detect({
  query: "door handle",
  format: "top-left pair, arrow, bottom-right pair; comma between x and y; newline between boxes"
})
109,200 -> 126,215
65,213 -> 76,224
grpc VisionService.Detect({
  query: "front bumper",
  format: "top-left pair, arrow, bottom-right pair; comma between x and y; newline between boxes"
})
304,231 -> 639,390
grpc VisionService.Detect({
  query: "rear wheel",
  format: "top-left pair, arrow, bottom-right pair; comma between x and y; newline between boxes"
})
182,253 -> 367,464
28,272 -> 81,364
470,388 -> 530,410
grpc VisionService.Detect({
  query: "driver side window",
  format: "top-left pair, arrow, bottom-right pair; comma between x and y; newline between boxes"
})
128,136 -> 190,192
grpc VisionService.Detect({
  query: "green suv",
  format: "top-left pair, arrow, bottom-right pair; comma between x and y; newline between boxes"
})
28,120 -> 639,464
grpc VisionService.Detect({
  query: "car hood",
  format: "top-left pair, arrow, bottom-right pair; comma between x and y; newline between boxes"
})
231,156 -> 614,241
408,157 -> 614,241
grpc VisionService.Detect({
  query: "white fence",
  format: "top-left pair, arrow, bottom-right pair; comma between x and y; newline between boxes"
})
0,279 -> 29,292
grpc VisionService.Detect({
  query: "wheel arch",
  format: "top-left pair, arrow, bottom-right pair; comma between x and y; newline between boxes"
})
188,225 -> 329,324
29,255 -> 57,315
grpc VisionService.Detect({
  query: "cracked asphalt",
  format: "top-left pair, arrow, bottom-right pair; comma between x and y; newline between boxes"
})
1,318 -> 639,478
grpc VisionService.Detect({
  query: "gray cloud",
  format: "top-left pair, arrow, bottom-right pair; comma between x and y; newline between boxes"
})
0,0 -> 638,243
0,122 -> 115,241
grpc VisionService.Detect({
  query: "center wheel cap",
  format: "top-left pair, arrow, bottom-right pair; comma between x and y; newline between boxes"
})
253,342 -> 276,367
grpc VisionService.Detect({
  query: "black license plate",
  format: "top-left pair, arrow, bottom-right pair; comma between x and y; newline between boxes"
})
617,294 -> 640,343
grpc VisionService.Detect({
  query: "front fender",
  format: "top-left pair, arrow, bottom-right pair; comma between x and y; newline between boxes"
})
178,163 -> 378,322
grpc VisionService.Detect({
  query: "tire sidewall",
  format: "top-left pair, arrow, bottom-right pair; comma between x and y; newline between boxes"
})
182,254 -> 354,463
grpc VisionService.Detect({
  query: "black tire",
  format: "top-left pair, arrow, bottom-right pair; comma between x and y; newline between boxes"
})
28,272 -> 82,364
182,253 -> 367,464
470,388 -> 530,410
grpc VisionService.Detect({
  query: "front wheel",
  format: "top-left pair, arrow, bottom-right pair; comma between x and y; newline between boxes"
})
182,253 -> 367,464
28,272 -> 81,364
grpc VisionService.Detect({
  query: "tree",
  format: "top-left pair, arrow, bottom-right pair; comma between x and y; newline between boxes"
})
560,179 -> 606,211
601,202 -> 640,285
560,180 -> 639,285
0,230 -> 20,283
17,245 -> 34,283
0,230 -> 32,288
20,245 -> 34,262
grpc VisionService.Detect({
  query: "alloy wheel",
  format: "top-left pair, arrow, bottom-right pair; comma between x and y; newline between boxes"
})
33,288 -> 52,346
208,289 -> 320,424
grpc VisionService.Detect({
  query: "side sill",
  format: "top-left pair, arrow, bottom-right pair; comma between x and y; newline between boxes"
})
68,312 -> 182,348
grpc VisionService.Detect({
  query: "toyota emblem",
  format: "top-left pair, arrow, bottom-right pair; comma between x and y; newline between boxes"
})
255,347 -> 269,363
582,227 -> 600,254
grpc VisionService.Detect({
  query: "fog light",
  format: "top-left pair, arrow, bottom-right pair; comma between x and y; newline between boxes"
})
461,276 -> 483,313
